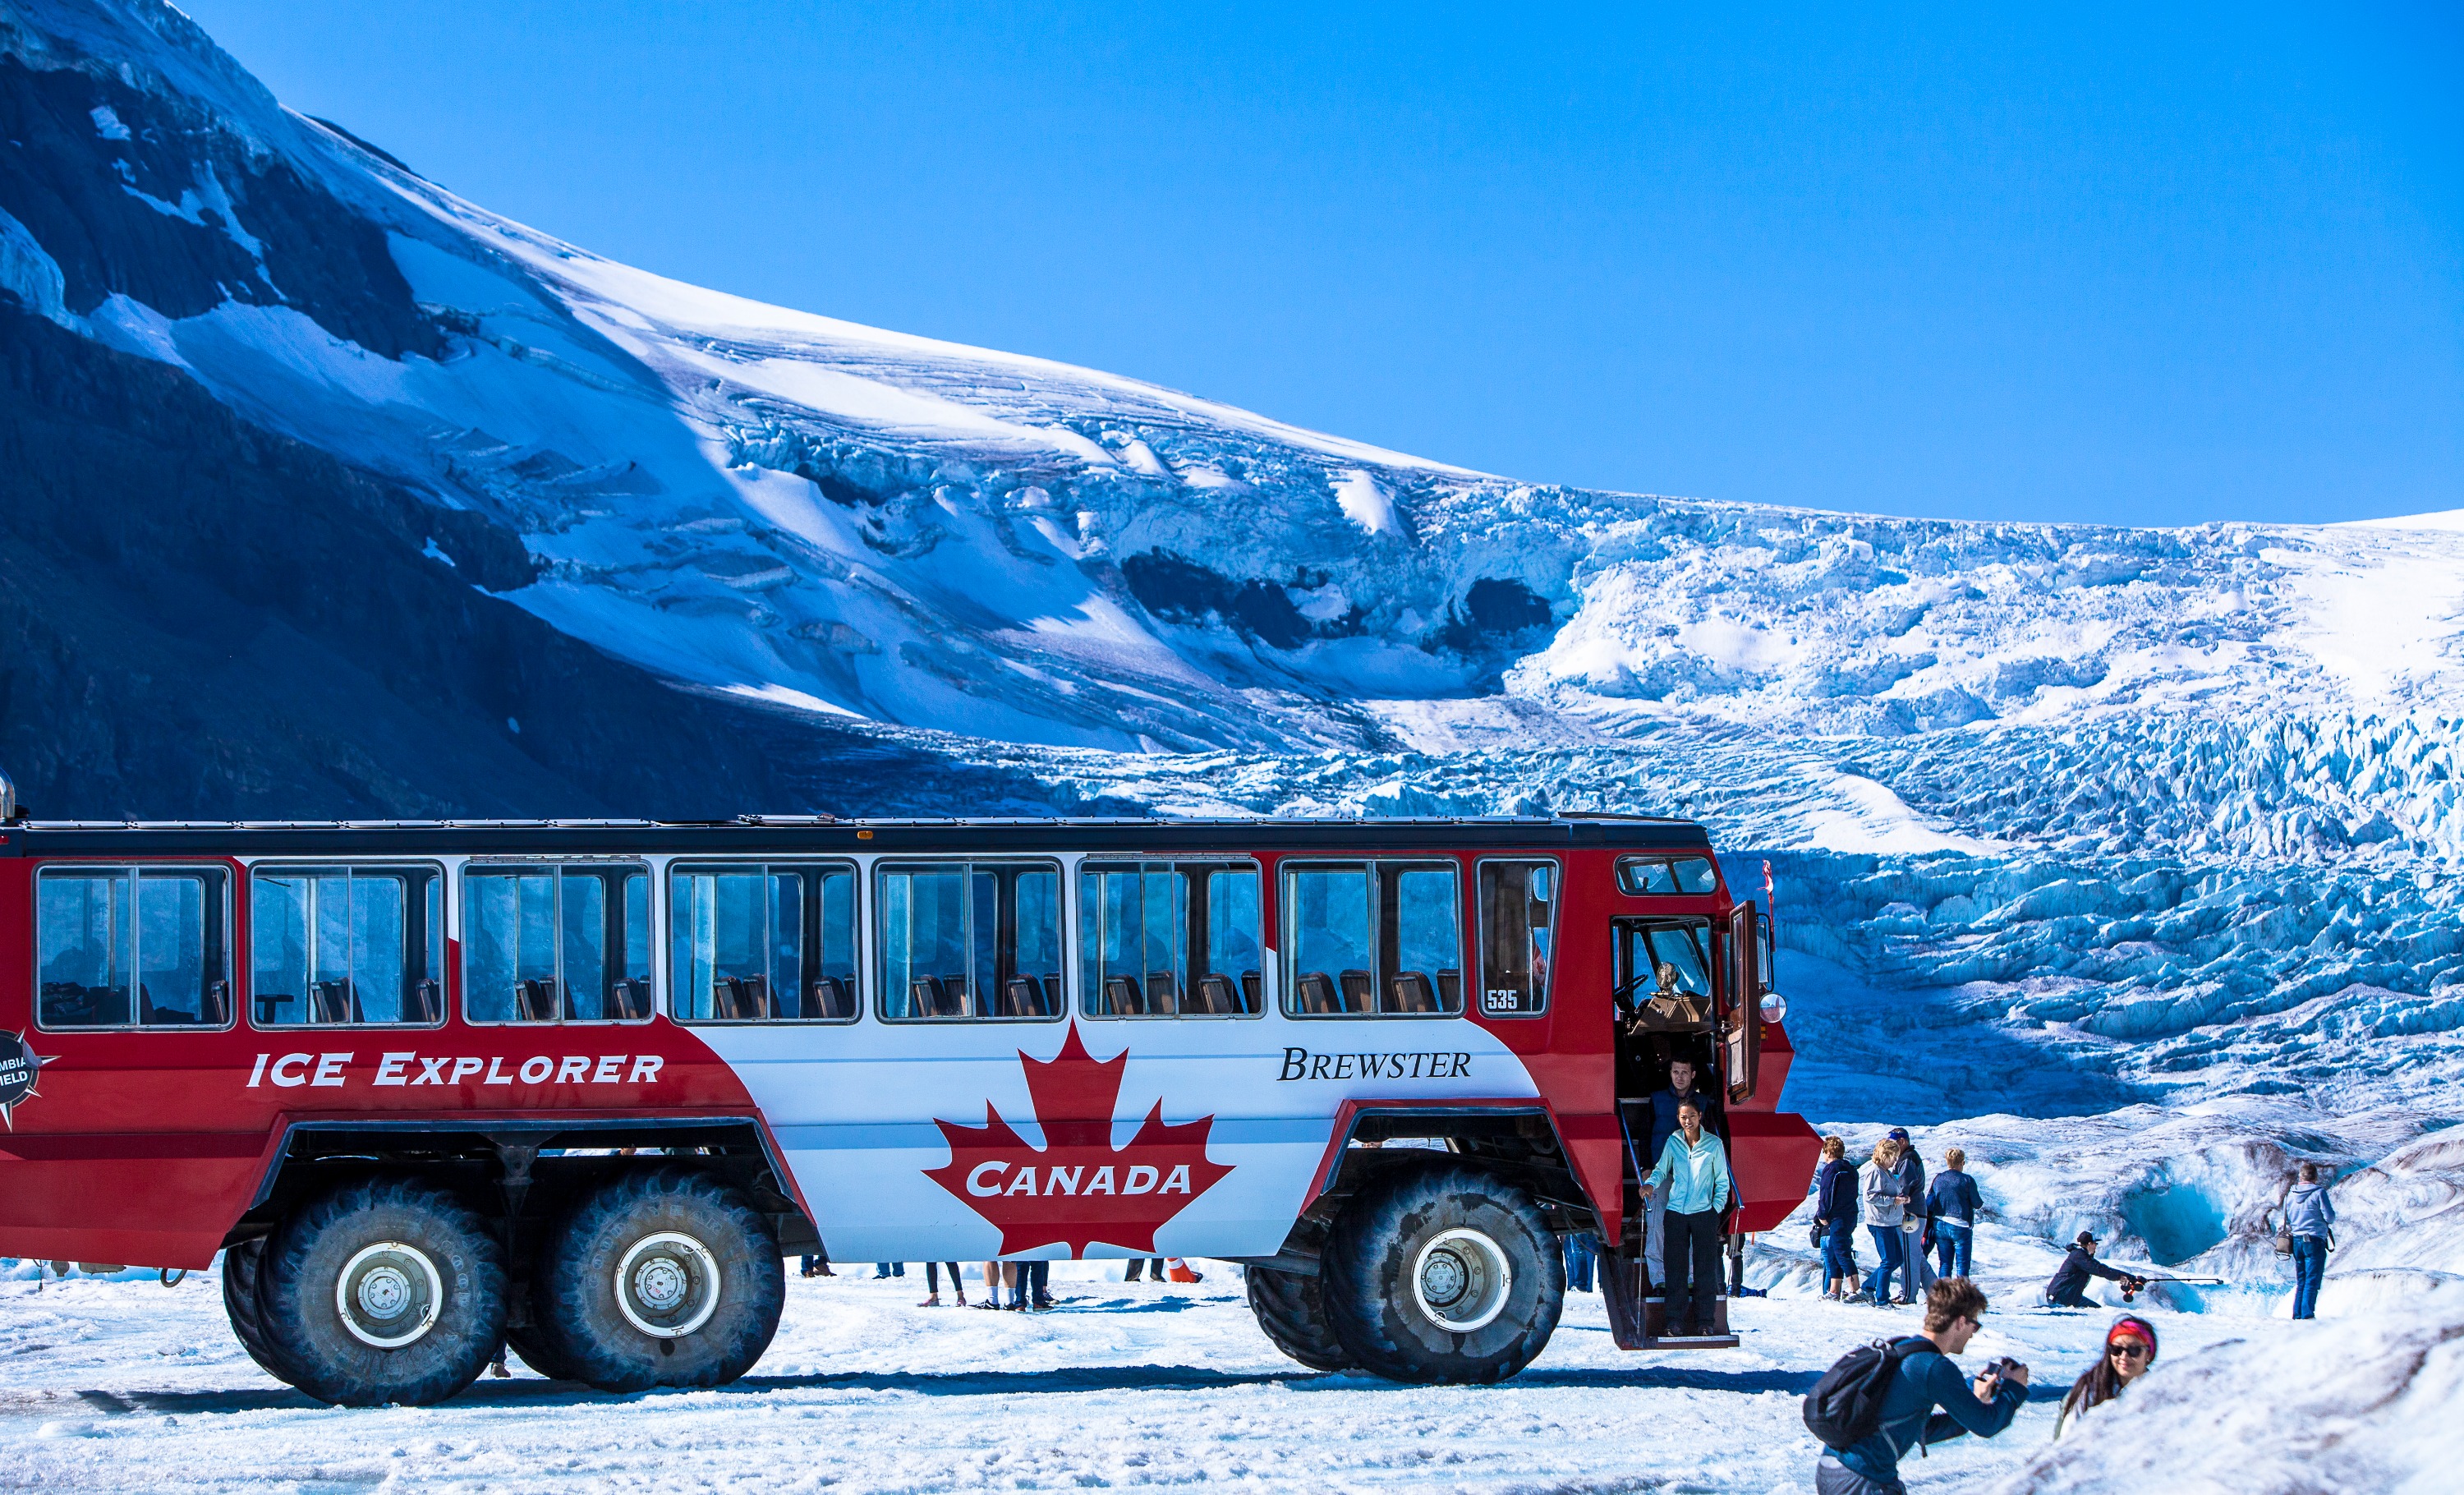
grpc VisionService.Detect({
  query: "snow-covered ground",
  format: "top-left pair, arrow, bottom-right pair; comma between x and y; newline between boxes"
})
0,1261 -> 2357,1494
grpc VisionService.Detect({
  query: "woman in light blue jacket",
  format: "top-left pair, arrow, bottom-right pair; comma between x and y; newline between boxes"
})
1859,1138 -> 1911,1305
2281,1162 -> 2336,1320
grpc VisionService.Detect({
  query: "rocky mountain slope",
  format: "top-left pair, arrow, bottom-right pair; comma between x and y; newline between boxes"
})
2,0 -> 2458,1194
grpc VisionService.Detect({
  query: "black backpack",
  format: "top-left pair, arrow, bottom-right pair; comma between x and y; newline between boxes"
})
1803,1337 -> 1931,1450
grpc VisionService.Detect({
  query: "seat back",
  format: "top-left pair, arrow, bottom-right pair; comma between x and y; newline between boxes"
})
1338,968 -> 1377,1014
1002,975 -> 1045,1018
1436,968 -> 1461,1011
811,976 -> 854,1019
1295,971 -> 1339,1014
407,978 -> 442,1025
516,977 -> 558,1023
1386,971 -> 1437,1014
908,975 -> 947,1018
1145,972 -> 1179,1016
1240,971 -> 1263,1014
612,978 -> 653,1021
1104,974 -> 1142,1014
310,978 -> 356,1025
1195,973 -> 1239,1014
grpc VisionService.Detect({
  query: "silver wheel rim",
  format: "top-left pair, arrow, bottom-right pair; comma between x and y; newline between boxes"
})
1412,1227 -> 1512,1333
615,1231 -> 723,1338
335,1241 -> 444,1349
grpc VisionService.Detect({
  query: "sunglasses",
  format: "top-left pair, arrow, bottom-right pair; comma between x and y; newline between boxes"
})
2108,1342 -> 2152,1360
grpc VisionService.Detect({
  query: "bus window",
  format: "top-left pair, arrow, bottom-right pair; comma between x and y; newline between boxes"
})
464,864 -> 652,1024
1616,917 -> 1714,1030
36,867 -> 231,1030
1616,856 -> 1720,895
1477,860 -> 1555,1016
670,863 -> 859,1023
1079,861 -> 1262,1017
251,866 -> 446,1027
878,862 -> 1063,1022
1283,861 -> 1464,1018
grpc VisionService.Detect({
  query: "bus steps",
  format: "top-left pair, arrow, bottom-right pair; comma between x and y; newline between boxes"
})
1607,1101 -> 1741,1350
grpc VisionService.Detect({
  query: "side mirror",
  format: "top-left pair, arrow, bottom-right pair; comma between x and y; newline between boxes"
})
1760,991 -> 1788,1024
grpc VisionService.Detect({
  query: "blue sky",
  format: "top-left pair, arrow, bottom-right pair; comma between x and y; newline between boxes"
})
182,2 -> 2462,527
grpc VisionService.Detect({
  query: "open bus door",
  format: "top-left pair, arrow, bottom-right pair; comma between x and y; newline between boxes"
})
1722,902 -> 1760,1106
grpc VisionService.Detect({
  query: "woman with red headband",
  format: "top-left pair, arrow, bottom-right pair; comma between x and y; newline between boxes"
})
2055,1314 -> 2158,1440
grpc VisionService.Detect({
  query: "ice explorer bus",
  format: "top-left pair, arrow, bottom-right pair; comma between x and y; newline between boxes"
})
0,803 -> 1818,1405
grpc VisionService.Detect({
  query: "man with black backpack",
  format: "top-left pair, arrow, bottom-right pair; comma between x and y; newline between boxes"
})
1803,1277 -> 2029,1494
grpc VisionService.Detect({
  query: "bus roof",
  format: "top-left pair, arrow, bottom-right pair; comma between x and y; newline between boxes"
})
0,813 -> 1714,859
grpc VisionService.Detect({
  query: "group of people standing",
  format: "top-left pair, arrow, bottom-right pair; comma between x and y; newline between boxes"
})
1809,1129 -> 1982,1304
795,1255 -> 1193,1310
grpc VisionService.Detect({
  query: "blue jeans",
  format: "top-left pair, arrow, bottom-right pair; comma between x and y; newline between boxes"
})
2292,1235 -> 2328,1319
1864,1225 -> 1905,1301
1820,1220 -> 1859,1286
1933,1220 -> 1972,1279
1564,1231 -> 1597,1293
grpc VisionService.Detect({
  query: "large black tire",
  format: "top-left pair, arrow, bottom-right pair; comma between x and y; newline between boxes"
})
255,1177 -> 510,1407
1321,1164 -> 1565,1384
532,1167 -> 784,1393
219,1237 -> 294,1381
1246,1263 -> 1354,1372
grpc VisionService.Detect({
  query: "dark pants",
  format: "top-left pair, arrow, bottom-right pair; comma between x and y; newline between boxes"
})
1820,1219 -> 1859,1285
1022,1259 -> 1050,1304
2292,1235 -> 2328,1318
1662,1209 -> 1722,1331
1815,1456 -> 1905,1495
1124,1258 -> 1166,1281
1864,1226 -> 1905,1302
1933,1220 -> 1972,1279
924,1262 -> 963,1294
876,1262 -> 904,1277
2048,1281 -> 2097,1309
799,1254 -> 824,1275
1565,1231 -> 1597,1293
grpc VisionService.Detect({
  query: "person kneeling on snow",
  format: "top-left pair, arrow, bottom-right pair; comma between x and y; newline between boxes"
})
2053,1313 -> 2157,1440
2043,1230 -> 2144,1309
1812,1277 -> 2029,1495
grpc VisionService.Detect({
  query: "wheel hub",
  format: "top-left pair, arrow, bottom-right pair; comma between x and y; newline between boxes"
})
615,1231 -> 724,1339
1411,1228 -> 1512,1333
335,1242 -> 444,1350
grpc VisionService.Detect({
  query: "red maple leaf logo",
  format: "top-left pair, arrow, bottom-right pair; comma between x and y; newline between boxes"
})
925,1024 -> 1234,1258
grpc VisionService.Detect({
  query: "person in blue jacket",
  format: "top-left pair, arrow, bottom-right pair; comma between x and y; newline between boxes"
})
1924,1147 -> 1984,1280
1811,1136 -> 1860,1300
1817,1277 -> 2030,1495
1643,1097 -> 1733,1336
2280,1162 -> 2337,1319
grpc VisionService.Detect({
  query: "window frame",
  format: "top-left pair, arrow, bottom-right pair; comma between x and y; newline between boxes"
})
1473,855 -> 1560,1019
32,862 -> 237,1034
1278,856 -> 1466,1021
872,857 -> 1068,1024
245,860 -> 449,1033
459,858 -> 655,1028
1614,854 -> 1721,897
1076,857 -> 1266,1021
666,858 -> 862,1026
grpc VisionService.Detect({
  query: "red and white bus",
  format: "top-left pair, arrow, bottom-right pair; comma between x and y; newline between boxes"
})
0,807 -> 1818,1405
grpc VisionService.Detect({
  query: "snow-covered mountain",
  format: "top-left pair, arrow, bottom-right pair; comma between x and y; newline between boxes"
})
3,0 -> 2460,1297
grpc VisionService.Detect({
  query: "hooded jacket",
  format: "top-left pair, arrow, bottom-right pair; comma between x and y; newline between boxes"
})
1862,1159 -> 1908,1228
2284,1182 -> 2336,1240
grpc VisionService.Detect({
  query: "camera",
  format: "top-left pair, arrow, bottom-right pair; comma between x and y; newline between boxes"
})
1980,1355 -> 2024,1381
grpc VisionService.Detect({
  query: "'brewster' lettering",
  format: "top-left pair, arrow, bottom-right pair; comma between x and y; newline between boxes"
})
1276,1047 -> 1473,1081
